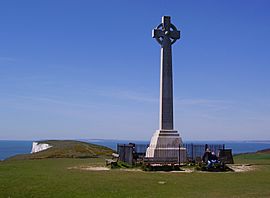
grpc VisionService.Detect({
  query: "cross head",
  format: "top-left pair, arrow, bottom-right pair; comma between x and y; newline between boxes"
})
152,16 -> 180,46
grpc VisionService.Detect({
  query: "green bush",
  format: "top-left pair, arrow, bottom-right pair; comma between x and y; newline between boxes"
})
197,162 -> 232,172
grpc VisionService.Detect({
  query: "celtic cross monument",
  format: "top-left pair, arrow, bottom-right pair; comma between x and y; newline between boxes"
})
145,16 -> 186,162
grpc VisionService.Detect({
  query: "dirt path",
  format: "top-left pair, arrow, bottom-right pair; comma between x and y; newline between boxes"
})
68,164 -> 255,172
227,164 -> 254,172
68,166 -> 110,171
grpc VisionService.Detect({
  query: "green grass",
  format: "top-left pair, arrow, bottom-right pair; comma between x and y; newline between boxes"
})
234,153 -> 270,165
0,153 -> 270,197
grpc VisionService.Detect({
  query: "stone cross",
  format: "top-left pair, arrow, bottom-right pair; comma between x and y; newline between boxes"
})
152,16 -> 180,130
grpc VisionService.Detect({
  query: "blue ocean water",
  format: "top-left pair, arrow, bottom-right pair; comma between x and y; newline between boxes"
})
1,139 -> 270,160
0,140 -> 33,160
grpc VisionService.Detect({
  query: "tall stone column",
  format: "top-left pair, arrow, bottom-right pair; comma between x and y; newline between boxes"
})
160,28 -> 174,130
153,16 -> 179,130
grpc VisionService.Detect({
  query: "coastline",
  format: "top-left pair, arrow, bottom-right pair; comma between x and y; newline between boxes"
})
1,139 -> 270,161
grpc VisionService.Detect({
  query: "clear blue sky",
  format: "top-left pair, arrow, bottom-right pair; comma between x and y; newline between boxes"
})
0,0 -> 270,141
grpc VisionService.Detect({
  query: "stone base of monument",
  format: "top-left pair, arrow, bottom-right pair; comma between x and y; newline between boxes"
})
145,130 -> 187,164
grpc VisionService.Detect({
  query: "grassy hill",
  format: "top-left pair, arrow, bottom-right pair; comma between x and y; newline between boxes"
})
257,148 -> 270,154
0,152 -> 269,197
1,147 -> 270,197
6,140 -> 114,160
234,150 -> 270,165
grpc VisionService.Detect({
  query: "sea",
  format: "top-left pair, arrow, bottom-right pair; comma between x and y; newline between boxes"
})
1,139 -> 270,161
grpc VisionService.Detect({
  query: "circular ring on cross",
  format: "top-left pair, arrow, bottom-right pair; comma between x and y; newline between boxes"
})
154,23 -> 179,45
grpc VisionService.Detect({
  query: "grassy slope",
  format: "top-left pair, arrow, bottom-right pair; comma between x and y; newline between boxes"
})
234,153 -> 270,165
0,153 -> 270,197
7,140 -> 114,160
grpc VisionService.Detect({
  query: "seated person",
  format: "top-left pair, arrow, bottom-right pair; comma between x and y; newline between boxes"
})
207,152 -> 219,168
202,148 -> 211,163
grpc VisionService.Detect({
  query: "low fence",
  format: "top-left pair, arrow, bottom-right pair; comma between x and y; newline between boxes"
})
117,143 -> 225,164
184,143 -> 224,161
117,144 -> 135,165
134,144 -> 149,155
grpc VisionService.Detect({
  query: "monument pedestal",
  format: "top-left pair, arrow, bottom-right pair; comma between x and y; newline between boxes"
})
145,130 -> 186,163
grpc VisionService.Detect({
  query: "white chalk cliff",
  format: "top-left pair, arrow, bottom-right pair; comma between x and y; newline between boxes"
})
31,142 -> 52,153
